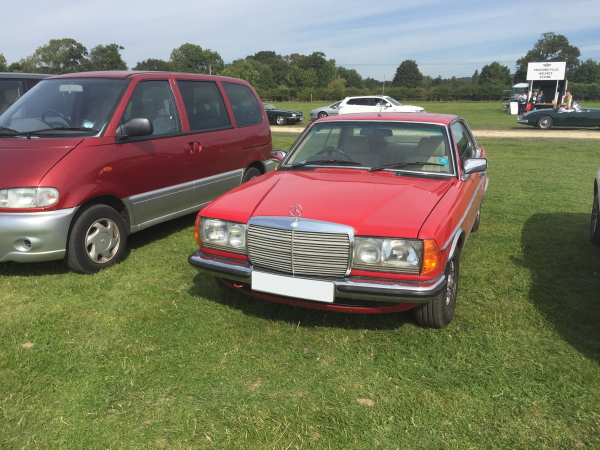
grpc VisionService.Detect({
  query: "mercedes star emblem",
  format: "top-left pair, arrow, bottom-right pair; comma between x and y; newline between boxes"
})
290,204 -> 302,218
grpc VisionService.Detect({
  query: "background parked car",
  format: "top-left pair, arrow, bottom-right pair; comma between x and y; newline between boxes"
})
262,102 -> 304,125
517,103 -> 600,129
337,96 -> 425,115
0,71 -> 277,273
310,100 -> 342,120
591,167 -> 600,245
0,73 -> 50,115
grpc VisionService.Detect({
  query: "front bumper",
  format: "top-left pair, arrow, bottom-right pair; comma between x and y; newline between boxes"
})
188,249 -> 446,304
287,116 -> 304,123
0,208 -> 77,263
517,117 -> 531,124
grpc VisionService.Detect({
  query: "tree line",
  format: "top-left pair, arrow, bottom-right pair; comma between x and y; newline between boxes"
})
2,32 -> 599,101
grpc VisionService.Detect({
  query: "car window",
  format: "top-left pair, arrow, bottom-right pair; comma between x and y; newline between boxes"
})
222,82 -> 262,127
450,122 -> 475,160
177,80 -> 230,132
0,80 -> 24,115
262,103 -> 277,110
120,80 -> 181,136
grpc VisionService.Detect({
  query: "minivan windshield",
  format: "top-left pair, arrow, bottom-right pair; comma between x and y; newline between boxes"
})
283,121 -> 454,175
0,78 -> 128,136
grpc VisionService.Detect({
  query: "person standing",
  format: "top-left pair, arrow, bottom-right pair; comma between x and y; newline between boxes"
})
518,91 -> 528,115
537,90 -> 545,104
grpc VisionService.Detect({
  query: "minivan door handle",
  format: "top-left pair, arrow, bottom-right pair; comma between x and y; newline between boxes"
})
186,141 -> 202,154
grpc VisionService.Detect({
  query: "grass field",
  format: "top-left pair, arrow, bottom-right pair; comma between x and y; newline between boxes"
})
1,128 -> 600,446
273,101 -> 600,131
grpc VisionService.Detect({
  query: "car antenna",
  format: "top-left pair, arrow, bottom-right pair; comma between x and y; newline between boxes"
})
378,76 -> 386,116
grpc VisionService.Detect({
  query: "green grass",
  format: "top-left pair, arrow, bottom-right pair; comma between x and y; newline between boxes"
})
272,101 -> 600,131
1,136 -> 600,448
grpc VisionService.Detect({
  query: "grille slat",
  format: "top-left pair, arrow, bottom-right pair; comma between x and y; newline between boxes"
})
248,223 -> 350,277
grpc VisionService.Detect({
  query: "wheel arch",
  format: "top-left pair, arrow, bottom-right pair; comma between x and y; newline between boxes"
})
68,195 -> 131,236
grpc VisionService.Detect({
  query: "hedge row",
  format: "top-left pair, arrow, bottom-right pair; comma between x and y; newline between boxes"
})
258,82 -> 600,102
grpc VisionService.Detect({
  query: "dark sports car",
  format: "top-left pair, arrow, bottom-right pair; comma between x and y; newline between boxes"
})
262,103 -> 304,125
517,104 -> 600,129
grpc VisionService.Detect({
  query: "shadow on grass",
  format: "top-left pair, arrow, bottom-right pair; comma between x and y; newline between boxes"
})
517,213 -> 600,362
189,273 -> 414,331
0,213 -> 196,277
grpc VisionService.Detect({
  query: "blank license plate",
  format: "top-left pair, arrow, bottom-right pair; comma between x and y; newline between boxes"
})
252,271 -> 334,303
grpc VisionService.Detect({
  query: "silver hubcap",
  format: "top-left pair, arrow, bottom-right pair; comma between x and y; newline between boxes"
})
445,260 -> 456,306
541,118 -> 550,128
277,116 -> 284,124
85,218 -> 120,263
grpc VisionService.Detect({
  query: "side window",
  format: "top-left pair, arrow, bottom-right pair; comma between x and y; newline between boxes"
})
221,82 -> 262,127
451,122 -> 475,160
120,80 -> 181,136
176,80 -> 231,132
347,99 -> 358,105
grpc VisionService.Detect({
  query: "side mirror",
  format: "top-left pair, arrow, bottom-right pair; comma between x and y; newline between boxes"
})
270,150 -> 287,162
462,158 -> 487,175
117,118 -> 153,140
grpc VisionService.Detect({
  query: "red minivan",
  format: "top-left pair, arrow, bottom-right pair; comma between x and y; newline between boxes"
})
0,71 -> 275,273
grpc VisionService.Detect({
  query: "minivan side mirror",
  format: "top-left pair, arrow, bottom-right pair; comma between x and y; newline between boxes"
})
271,150 -> 287,162
117,118 -> 153,140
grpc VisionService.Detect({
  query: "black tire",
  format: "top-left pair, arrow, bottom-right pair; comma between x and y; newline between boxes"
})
242,167 -> 262,183
414,252 -> 460,328
317,111 -> 328,119
537,115 -> 553,130
64,204 -> 127,274
471,208 -> 481,232
591,193 -> 600,245
275,115 -> 286,125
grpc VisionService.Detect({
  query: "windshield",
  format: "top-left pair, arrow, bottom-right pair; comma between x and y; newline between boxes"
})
284,121 -> 454,175
0,78 -> 128,136
385,97 -> 402,106
262,103 -> 277,110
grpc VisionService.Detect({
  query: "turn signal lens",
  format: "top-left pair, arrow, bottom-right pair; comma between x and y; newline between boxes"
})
421,239 -> 440,275
194,214 -> 202,247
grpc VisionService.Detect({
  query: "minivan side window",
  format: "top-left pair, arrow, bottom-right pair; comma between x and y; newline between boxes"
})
177,80 -> 231,132
221,82 -> 262,127
450,122 -> 475,160
121,80 -> 181,135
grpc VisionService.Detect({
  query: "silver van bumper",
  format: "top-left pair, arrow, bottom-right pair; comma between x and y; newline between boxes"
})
0,208 -> 77,263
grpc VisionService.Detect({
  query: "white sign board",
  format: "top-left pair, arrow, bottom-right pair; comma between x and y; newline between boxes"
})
527,62 -> 566,81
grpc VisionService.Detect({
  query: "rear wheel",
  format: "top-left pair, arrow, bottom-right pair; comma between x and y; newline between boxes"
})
275,115 -> 286,125
591,193 -> 600,245
317,111 -> 328,119
414,253 -> 460,328
242,167 -> 262,183
537,116 -> 553,130
65,204 -> 127,274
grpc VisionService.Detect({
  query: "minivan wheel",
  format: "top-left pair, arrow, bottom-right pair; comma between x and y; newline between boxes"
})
242,167 -> 262,183
65,204 -> 127,274
591,193 -> 600,245
275,115 -> 286,125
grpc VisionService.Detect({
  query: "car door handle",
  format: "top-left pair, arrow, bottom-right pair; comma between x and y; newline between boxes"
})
186,141 -> 202,154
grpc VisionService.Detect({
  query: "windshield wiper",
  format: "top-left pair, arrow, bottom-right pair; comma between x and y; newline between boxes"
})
291,159 -> 363,168
30,127 -> 99,133
0,126 -> 20,136
368,161 -> 445,172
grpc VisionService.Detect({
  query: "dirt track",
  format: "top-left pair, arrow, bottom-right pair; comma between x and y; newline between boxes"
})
271,126 -> 600,139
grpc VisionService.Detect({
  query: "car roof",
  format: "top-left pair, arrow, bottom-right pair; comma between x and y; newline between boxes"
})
0,72 -> 52,79
48,71 -> 252,83
316,112 -> 459,126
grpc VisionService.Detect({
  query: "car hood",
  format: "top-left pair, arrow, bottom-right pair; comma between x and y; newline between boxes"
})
203,169 -> 454,238
0,138 -> 82,187
271,109 -> 303,115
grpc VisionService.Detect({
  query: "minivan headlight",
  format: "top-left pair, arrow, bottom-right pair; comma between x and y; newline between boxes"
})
200,218 -> 247,254
353,237 -> 439,275
0,187 -> 59,208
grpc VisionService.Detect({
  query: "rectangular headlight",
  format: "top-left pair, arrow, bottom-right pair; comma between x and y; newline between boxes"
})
200,218 -> 247,254
0,187 -> 59,208
353,237 -> 423,274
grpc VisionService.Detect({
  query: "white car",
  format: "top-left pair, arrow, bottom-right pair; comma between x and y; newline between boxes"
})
309,100 -> 342,120
337,96 -> 425,115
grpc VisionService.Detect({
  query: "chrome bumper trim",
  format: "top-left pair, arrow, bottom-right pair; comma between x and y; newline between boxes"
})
188,250 -> 446,304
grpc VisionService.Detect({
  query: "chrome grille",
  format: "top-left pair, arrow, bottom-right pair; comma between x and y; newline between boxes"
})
248,224 -> 350,277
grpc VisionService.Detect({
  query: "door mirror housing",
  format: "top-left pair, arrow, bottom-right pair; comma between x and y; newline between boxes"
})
462,158 -> 488,175
270,150 -> 287,162
117,118 -> 153,140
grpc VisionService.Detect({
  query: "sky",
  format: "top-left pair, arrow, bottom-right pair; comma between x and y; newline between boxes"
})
2,0 -> 599,81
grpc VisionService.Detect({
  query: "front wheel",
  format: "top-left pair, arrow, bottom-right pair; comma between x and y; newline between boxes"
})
471,208 -> 481,232
591,193 -> 600,245
65,204 -> 127,274
537,116 -> 553,130
414,253 -> 460,328
317,111 -> 328,119
275,115 -> 286,125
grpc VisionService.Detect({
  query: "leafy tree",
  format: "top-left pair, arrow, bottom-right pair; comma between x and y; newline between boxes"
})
479,62 -> 511,85
471,70 -> 479,85
169,43 -> 224,74
392,60 -> 423,88
87,44 -> 127,71
364,77 -> 382,90
20,38 -> 88,74
0,54 -> 7,71
515,32 -> 580,82
251,51 -> 278,62
337,67 -> 364,89
6,62 -> 24,72
222,59 -> 276,90
248,51 -> 288,85
431,75 -> 443,87
571,59 -> 600,84
285,66 -> 318,89
133,58 -> 172,71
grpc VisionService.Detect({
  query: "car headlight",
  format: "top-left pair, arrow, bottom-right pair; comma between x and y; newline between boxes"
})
291,114 -> 296,117
353,237 -> 440,275
0,187 -> 59,208
200,218 -> 247,254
